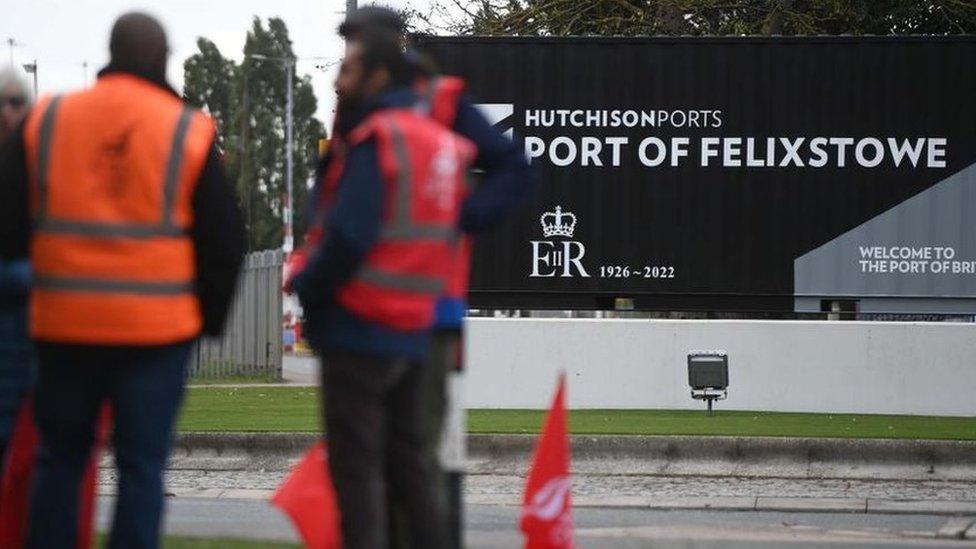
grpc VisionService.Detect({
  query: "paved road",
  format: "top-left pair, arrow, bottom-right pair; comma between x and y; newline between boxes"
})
282,353 -> 318,385
95,497 -> 974,548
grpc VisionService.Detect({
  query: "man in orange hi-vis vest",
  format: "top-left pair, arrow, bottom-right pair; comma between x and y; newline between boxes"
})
0,13 -> 245,549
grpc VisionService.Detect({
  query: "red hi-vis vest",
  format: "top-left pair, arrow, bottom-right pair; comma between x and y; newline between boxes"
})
413,76 -> 474,301
308,109 -> 475,331
23,75 -> 213,344
413,76 -> 465,129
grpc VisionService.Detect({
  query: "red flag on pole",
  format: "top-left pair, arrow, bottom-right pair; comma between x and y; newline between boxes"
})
0,398 -> 39,547
271,442 -> 342,549
0,398 -> 110,549
520,373 -> 573,549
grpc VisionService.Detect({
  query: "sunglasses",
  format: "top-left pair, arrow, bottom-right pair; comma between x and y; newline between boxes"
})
0,96 -> 26,109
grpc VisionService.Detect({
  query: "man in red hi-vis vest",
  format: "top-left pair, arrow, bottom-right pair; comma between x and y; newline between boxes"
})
288,33 -> 477,549
328,9 -> 537,547
0,13 -> 245,549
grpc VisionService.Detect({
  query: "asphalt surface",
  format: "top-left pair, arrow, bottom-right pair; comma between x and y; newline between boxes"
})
282,354 -> 318,385
94,497 -> 975,548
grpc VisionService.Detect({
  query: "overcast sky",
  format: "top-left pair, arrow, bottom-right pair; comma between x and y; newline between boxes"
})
1,0 -> 431,123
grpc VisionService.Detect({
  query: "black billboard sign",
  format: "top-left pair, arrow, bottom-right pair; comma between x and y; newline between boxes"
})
415,37 -> 976,312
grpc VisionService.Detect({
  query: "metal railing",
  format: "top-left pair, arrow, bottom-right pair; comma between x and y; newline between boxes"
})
187,250 -> 284,380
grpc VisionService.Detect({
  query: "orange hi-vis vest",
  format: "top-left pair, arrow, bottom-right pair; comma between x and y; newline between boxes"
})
23,74 -> 215,344
303,108 -> 475,331
413,76 -> 473,301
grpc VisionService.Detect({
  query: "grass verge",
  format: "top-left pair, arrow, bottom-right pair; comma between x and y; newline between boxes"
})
186,375 -> 283,386
177,386 -> 976,440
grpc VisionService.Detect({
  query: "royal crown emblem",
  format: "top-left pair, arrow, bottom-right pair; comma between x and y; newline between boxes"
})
541,206 -> 577,238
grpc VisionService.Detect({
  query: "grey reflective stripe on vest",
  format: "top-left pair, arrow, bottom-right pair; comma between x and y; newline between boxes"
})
34,275 -> 194,295
35,219 -> 187,239
413,77 -> 440,117
381,224 -> 455,241
35,95 -> 64,222
34,103 -> 195,239
356,267 -> 444,294
161,107 -> 194,230
386,119 -> 414,225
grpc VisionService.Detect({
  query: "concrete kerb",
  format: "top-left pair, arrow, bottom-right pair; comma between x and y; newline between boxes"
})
144,434 -> 976,518
168,433 -> 976,482
499,435 -> 976,481
168,432 -> 319,471
113,431 -> 976,519
97,487 -> 976,518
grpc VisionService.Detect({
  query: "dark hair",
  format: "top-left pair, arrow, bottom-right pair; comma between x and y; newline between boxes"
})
109,12 -> 168,76
338,6 -> 406,39
358,30 -> 413,88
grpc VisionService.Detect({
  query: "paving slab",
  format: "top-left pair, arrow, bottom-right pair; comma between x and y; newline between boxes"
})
645,496 -> 757,511
868,499 -> 976,515
466,493 -> 518,506
168,488 -> 226,499
573,495 -> 651,508
936,517 -> 976,539
220,488 -> 275,500
756,497 -> 867,513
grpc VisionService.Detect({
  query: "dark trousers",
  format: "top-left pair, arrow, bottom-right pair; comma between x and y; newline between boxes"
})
322,349 -> 447,549
389,330 -> 461,549
28,341 -> 193,549
0,304 -> 32,468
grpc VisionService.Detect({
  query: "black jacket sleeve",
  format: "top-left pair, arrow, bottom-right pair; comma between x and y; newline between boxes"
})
191,145 -> 247,337
0,122 -> 30,260
451,97 -> 538,234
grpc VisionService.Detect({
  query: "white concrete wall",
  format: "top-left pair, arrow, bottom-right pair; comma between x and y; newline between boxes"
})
463,318 -> 976,416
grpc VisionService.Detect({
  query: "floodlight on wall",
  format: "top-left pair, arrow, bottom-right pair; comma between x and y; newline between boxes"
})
688,350 -> 729,415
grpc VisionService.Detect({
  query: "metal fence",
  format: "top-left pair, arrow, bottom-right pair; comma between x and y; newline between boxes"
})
187,250 -> 284,380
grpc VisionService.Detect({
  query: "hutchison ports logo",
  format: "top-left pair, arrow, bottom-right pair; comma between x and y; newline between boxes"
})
474,103 -> 514,138
530,206 -> 590,278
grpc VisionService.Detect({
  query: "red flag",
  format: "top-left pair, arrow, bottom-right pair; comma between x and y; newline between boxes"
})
0,398 -> 39,547
0,398 -> 110,549
271,442 -> 342,549
520,373 -> 573,549
282,250 -> 308,293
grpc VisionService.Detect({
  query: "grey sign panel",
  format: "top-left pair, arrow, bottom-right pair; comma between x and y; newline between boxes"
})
795,162 -> 976,300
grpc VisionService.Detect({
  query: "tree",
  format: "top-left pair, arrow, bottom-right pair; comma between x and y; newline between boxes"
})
419,0 -> 976,36
238,17 -> 325,251
182,38 -> 236,150
183,18 -> 325,252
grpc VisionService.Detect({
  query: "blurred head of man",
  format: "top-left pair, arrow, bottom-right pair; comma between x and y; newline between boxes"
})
0,68 -> 31,142
334,31 -> 411,111
108,12 -> 170,84
338,6 -> 406,43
